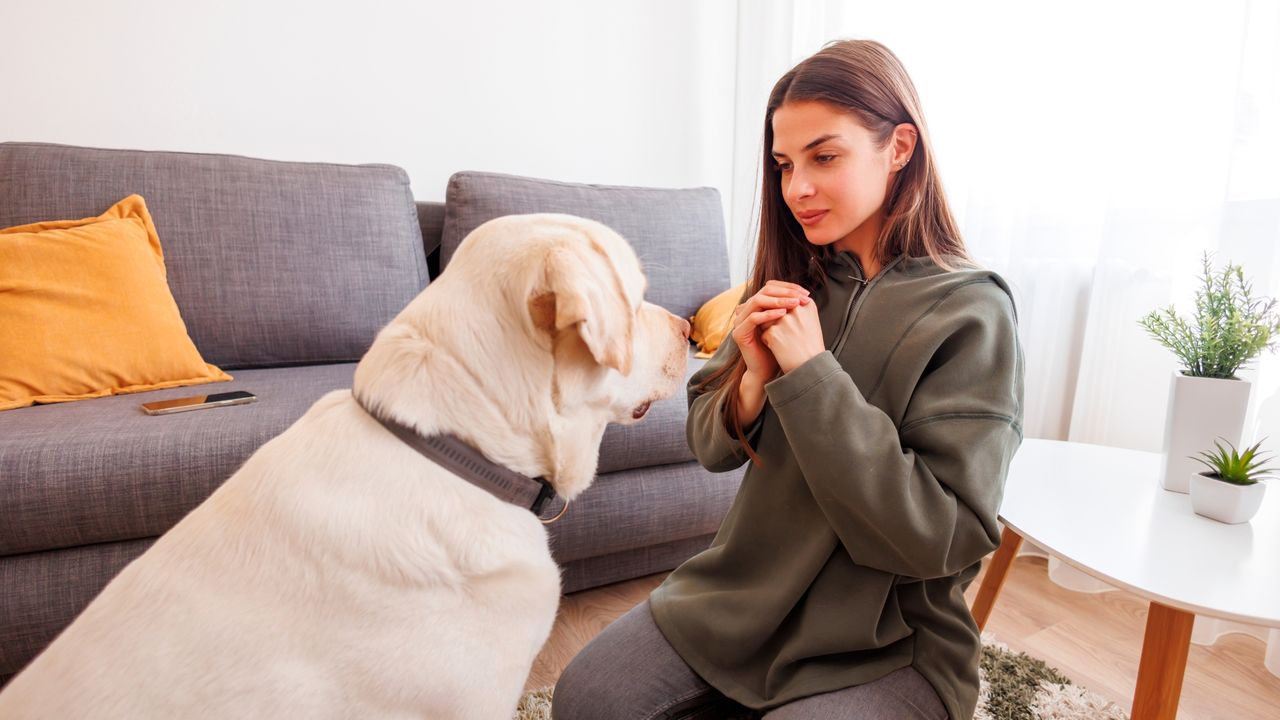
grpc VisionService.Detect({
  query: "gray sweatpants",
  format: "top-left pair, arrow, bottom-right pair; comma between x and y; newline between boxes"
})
552,600 -> 948,720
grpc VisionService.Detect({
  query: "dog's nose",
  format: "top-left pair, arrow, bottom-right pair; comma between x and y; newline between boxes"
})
677,317 -> 691,340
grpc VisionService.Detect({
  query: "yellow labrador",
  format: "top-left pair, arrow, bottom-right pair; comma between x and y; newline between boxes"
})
0,214 -> 691,719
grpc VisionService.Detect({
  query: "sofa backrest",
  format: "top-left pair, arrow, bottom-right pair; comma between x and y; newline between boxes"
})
439,171 -> 730,322
0,142 -> 429,369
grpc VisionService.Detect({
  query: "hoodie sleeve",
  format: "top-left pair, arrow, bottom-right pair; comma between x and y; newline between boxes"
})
764,280 -> 1024,580
686,336 -> 765,473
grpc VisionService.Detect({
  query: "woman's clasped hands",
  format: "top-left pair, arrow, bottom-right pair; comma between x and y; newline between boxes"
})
729,280 -> 826,378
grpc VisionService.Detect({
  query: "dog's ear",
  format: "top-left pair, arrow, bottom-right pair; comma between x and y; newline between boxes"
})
530,245 -> 635,375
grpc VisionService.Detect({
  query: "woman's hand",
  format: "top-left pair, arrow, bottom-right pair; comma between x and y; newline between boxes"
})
730,281 -> 811,382
761,296 -> 824,373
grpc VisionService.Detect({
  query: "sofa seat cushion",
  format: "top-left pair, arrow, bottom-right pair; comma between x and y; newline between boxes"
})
0,364 -> 358,556
547,460 -> 741,566
0,352 -> 714,557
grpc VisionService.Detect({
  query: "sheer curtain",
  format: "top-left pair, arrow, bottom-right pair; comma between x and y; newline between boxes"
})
728,0 -> 1280,675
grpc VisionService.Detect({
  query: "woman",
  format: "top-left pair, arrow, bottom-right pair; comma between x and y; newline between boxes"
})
553,39 -> 1024,720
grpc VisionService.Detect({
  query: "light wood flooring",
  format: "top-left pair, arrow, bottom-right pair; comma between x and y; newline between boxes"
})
526,555 -> 1280,719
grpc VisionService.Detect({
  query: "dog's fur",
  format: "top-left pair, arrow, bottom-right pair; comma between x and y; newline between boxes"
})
0,214 -> 690,719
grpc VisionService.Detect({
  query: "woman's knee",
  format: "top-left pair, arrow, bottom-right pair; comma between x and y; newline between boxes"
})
762,666 -> 945,720
550,601 -> 654,720
550,649 -> 598,720
551,600 -> 717,720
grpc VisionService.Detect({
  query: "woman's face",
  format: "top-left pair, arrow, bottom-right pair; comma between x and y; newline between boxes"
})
770,100 -> 901,255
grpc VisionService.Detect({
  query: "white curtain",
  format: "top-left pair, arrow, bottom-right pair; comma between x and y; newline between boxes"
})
728,0 -> 1280,675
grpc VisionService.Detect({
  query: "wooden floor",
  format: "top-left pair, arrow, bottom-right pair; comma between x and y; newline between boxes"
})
527,555 -> 1280,719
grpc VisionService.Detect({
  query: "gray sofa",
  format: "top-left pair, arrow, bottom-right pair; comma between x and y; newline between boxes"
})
0,141 -> 746,684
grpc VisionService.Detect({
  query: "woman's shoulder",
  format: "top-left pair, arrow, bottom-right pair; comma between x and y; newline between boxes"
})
892,254 -> 1017,321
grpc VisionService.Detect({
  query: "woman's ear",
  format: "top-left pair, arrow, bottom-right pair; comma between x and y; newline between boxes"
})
891,123 -> 918,169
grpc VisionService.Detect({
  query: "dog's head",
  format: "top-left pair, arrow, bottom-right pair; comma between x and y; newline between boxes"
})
354,213 -> 689,502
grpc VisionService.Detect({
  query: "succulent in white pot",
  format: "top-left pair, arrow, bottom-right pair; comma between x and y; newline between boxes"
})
1140,251 -> 1280,493
1188,437 -> 1274,524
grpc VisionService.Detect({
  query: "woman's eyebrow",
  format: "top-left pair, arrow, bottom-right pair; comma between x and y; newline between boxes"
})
771,133 -> 842,159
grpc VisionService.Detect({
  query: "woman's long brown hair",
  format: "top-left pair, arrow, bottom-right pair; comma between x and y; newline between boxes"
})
703,39 -> 975,464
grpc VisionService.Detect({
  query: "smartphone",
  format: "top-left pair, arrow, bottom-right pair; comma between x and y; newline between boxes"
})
141,390 -> 257,415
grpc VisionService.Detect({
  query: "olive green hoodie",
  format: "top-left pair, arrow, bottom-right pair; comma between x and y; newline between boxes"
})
650,250 -> 1025,719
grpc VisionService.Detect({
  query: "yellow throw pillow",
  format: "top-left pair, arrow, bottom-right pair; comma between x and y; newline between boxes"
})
0,195 -> 231,411
689,282 -> 747,359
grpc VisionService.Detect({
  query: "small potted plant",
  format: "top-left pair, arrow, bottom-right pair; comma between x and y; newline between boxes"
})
1139,251 -> 1280,493
1188,437 -> 1274,523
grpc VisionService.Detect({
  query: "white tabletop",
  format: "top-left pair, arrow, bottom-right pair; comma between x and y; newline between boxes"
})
1000,438 -> 1280,627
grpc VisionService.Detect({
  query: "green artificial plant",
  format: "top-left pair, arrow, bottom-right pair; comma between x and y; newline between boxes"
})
1190,437 -> 1277,486
1138,251 -> 1280,379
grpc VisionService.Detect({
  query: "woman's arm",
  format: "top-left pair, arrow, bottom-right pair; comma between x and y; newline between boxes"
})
765,281 -> 1024,580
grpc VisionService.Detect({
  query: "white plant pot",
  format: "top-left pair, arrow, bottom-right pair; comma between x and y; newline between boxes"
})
1190,472 -> 1267,524
1159,371 -> 1251,493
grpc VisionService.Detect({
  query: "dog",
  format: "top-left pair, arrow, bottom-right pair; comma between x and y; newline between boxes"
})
0,213 -> 691,719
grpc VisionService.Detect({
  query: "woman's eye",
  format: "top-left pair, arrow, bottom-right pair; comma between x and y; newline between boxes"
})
774,162 -> 792,173
816,154 -> 836,164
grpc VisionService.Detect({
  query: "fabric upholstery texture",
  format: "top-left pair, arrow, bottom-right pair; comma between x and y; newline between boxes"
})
0,538 -> 155,684
547,457 -> 736,566
0,142 -> 428,369
558,533 -> 719,596
0,353 -> 710,556
0,364 -> 358,556
440,171 -> 730,322
0,195 -> 231,411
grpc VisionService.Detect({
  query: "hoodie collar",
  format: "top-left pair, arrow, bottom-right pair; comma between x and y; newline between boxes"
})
822,249 -> 908,284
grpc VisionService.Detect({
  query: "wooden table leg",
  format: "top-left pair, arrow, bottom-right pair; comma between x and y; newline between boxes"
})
971,525 -> 1023,632
1129,601 -> 1195,720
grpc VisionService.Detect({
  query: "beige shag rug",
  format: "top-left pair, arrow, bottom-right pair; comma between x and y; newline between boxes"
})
514,636 -> 1129,719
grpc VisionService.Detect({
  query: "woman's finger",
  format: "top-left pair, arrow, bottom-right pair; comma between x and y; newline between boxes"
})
763,280 -> 810,296
736,289 -> 809,319
734,307 -> 789,335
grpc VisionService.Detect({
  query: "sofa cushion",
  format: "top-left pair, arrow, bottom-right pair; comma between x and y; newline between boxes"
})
0,195 -> 232,411
0,142 -> 429,369
0,353 -> 708,556
0,364 -> 358,556
547,460 -> 738,566
689,282 -> 746,359
440,171 -> 731,322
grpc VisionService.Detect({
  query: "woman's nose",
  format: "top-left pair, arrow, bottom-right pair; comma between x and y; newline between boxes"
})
785,171 -> 815,204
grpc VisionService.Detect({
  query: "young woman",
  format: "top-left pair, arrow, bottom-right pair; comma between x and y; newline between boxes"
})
553,39 -> 1024,720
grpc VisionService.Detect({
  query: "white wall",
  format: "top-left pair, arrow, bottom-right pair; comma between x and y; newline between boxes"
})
1,0 -> 738,210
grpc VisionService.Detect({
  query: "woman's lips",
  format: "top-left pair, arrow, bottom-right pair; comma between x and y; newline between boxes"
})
796,210 -> 828,226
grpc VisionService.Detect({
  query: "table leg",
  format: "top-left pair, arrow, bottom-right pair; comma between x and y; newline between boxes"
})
1129,601 -> 1195,720
971,525 -> 1023,632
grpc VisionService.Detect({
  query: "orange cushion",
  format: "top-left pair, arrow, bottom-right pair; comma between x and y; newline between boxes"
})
0,195 -> 230,411
689,282 -> 746,359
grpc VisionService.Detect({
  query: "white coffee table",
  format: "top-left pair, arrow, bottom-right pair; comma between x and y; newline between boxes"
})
970,438 -> 1280,720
